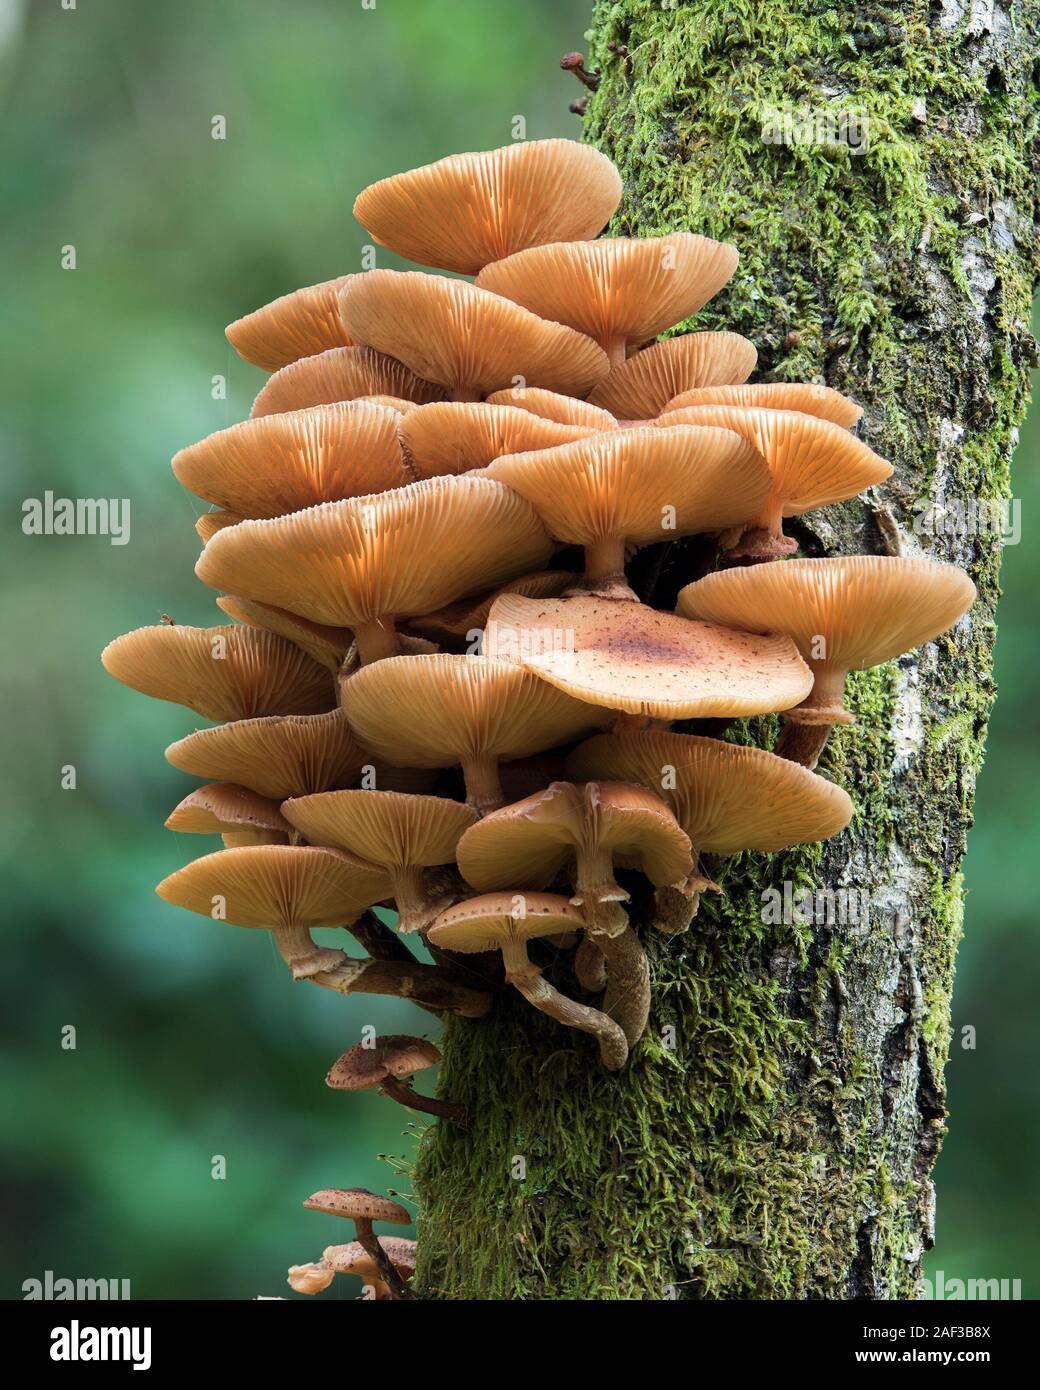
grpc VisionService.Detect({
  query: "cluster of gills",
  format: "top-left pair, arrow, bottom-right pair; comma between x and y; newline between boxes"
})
102,140 -> 976,1298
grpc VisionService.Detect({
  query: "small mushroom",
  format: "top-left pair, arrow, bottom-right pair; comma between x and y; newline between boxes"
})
287,1260 -> 335,1295
408,571 -> 573,649
477,233 -> 739,367
165,782 -> 291,847
195,475 -> 552,665
678,556 -> 977,765
225,275 -> 356,372
352,139 -> 622,275
339,654 -> 606,815
398,401 -> 594,479
339,271 -> 609,402
196,510 -> 242,544
485,386 -> 618,432
216,596 -> 353,673
251,345 -> 444,420
428,892 -> 628,1070
309,1238 -> 418,1300
300,1189 -> 416,1300
283,790 -> 476,933
326,1034 -> 468,1126
587,332 -> 757,420
662,381 -> 863,427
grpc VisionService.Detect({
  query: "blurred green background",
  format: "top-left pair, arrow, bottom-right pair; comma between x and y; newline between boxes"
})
0,0 -> 1035,1300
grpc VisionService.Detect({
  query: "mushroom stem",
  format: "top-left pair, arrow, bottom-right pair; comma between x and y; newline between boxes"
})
273,924 -> 347,980
651,870 -> 720,934
308,955 -> 492,1017
449,386 -> 481,402
343,912 -> 444,1019
459,754 -> 506,816
595,920 -> 651,1046
774,718 -> 833,769
574,935 -> 608,992
580,534 -> 637,600
571,848 -> 629,937
500,940 -> 628,1070
379,1075 -> 471,1128
353,618 -> 402,665
391,865 -> 448,935
602,334 -> 627,367
353,1218 -> 418,1301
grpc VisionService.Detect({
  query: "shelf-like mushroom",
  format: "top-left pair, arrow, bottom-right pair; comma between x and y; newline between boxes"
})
398,401 -> 594,479
195,475 -> 552,665
677,556 -> 977,765
587,332 -> 757,420
352,139 -> 622,274
485,386 -> 618,432
428,893 -> 628,1069
326,1034 -> 467,1126
486,424 -> 770,599
662,381 -> 862,427
290,1238 -> 417,1300
477,233 -> 738,366
301,1189 -> 415,1300
283,790 -> 476,933
251,345 -> 444,419
226,276 -> 356,372
165,783 -> 291,847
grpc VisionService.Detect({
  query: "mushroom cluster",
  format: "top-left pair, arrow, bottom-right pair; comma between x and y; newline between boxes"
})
103,138 -> 977,1289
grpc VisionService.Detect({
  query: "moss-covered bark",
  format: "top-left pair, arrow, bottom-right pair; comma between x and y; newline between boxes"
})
414,1 -> 1039,1299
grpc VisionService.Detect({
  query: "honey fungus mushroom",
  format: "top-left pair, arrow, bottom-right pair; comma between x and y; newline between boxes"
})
663,381 -> 863,427
477,233 -> 739,367
352,138 -> 622,274
587,332 -> 757,420
251,344 -> 444,419
660,405 -> 892,559
301,1189 -> 415,1301
165,783 -> 291,847
339,271 -> 609,402
486,424 -> 769,599
225,275 -> 356,372
397,401 -> 594,479
283,790 -> 476,933
428,893 -> 628,1071
456,781 -> 694,1044
678,556 -> 977,766
326,1034 -> 467,1126
289,1238 -> 417,1300
485,386 -> 617,432
194,475 -> 552,665
568,731 -> 856,930
339,654 -> 607,814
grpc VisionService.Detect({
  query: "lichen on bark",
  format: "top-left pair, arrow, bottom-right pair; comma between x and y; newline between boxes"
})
413,0 -> 1039,1299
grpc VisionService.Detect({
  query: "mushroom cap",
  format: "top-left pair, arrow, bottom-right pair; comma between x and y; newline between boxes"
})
324,1237 -> 417,1279
352,138 -> 622,274
476,234 -> 738,349
287,1261 -> 335,1295
195,475 -> 553,630
398,401 -> 594,479
485,425 -> 770,548
339,654 -> 606,769
428,891 -> 586,952
251,345 -> 444,419
303,1188 -> 410,1226
456,780 -> 693,891
677,555 -> 976,673
165,783 -> 291,836
587,332 -> 757,418
196,510 -> 242,544
155,844 -> 391,931
659,406 -> 892,515
101,624 -> 334,721
283,790 -> 476,867
485,387 -> 617,432
663,382 -> 862,427
326,1034 -> 441,1091
339,272 -> 609,398
172,402 -> 408,518
408,571 -> 573,645
567,731 -> 855,853
226,275 -> 356,372
486,593 -> 813,719
216,596 -> 352,673
166,709 -> 367,800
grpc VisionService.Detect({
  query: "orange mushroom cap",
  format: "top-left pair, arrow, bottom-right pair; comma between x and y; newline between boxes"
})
587,332 -> 757,419
226,276 -> 356,373
251,345 -> 444,419
663,382 -> 862,428
485,386 -> 618,432
216,596 -> 352,674
398,401 -> 595,479
165,783 -> 292,840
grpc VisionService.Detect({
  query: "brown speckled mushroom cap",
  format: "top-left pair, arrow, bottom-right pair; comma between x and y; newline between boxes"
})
428,891 -> 586,952
677,556 -> 976,719
485,592 -> 813,720
485,424 -> 770,565
457,780 -> 693,892
587,332 -> 757,419
476,234 -> 738,363
339,654 -> 606,812
663,382 -> 863,427
284,790 -> 475,869
195,476 -> 552,640
155,844 -> 391,932
226,276 -> 356,372
165,783 -> 291,838
101,624 -> 334,721
398,401 -> 594,479
251,345 -> 444,419
339,272 -> 610,400
660,405 -> 892,525
216,596 -> 352,673
303,1188 -> 410,1226
172,402 -> 408,519
324,1237 -> 417,1280
485,386 -> 617,432
408,571 -> 573,646
353,139 -> 622,274
195,511 -> 242,544
567,731 -> 855,854
166,709 -> 367,800
326,1035 -> 441,1091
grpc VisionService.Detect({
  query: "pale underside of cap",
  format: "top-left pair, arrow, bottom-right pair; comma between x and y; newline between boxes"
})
427,891 -> 587,952
226,276 -> 356,372
216,596 -> 352,673
251,346 -> 445,419
165,783 -> 292,836
398,401 -> 594,479
587,332 -> 757,419
283,789 -> 476,866
485,387 -> 618,432
663,382 -> 862,428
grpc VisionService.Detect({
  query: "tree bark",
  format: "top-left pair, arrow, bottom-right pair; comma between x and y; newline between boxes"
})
414,1 -> 1039,1299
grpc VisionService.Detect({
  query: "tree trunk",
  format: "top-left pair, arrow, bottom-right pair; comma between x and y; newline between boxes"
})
414,1 -> 1039,1299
